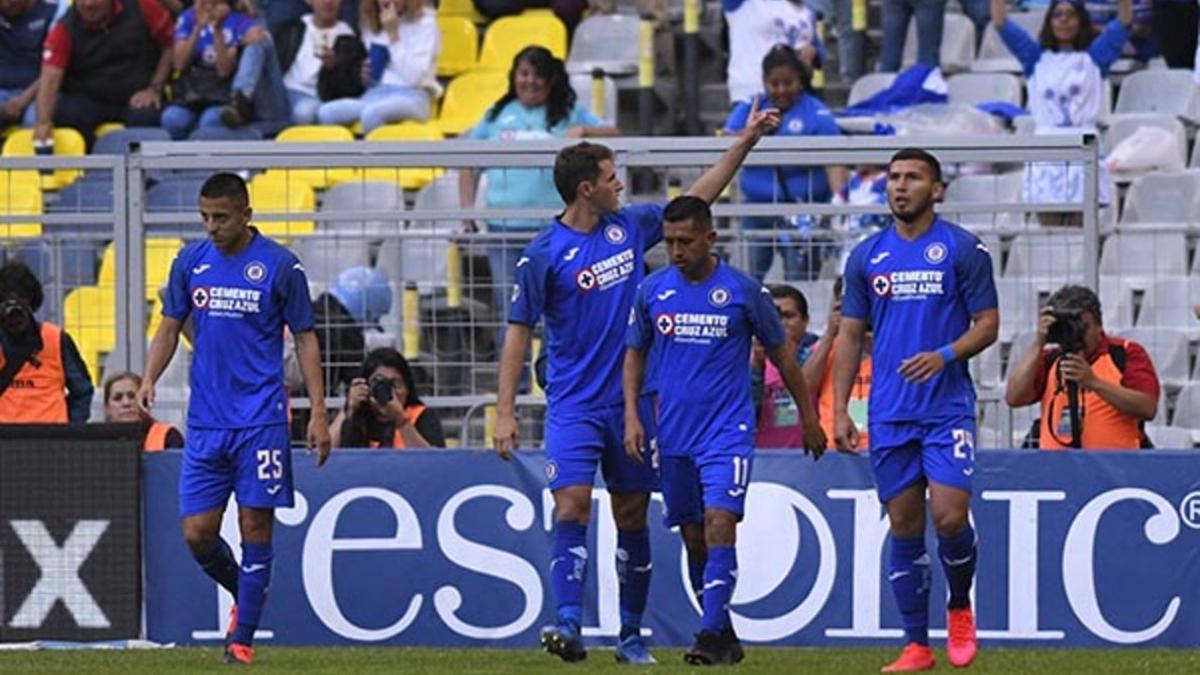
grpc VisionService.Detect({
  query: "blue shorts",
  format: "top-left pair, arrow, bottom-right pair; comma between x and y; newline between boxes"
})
659,445 -> 753,528
543,399 -> 659,493
179,424 -> 294,517
869,416 -> 975,503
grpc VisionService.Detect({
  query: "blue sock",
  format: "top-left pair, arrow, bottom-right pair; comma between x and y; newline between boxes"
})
889,535 -> 931,647
700,546 -> 737,634
192,538 -> 239,597
549,521 -> 588,627
616,528 -> 652,637
938,525 -> 977,610
231,542 -> 273,646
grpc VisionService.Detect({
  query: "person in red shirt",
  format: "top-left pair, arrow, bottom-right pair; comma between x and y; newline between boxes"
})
34,0 -> 174,144
1005,285 -> 1160,450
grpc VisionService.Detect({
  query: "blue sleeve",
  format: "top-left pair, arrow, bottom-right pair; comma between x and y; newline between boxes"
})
722,0 -> 746,12
955,234 -> 999,315
723,100 -> 751,134
570,103 -> 602,127
623,202 -> 665,250
625,282 -> 655,351
174,8 -> 194,41
465,109 -> 493,140
1089,20 -> 1130,74
163,250 -> 193,321
277,256 -> 316,333
997,20 -> 1044,78
507,240 -> 549,327
747,280 -> 786,351
841,244 -> 870,320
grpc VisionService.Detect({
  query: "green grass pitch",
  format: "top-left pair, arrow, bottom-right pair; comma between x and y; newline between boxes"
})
2,646 -> 1198,673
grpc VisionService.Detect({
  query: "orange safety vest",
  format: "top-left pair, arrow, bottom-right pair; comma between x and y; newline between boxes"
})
368,404 -> 426,449
818,348 -> 872,451
143,420 -> 176,452
0,322 -> 68,423
1039,342 -> 1142,450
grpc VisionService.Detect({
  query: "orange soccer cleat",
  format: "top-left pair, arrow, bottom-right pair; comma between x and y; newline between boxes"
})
881,642 -> 936,673
947,606 -> 979,668
223,642 -> 254,665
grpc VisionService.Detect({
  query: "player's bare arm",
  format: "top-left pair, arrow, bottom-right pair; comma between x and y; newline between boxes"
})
686,95 -> 781,203
294,329 -> 332,466
831,316 -> 866,453
767,342 -> 826,459
898,308 -> 998,384
622,347 -> 648,463
494,322 -> 532,461
138,315 -> 183,414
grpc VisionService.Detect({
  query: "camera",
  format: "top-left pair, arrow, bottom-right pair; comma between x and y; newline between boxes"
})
369,376 -> 393,405
1,299 -> 28,322
1046,307 -> 1086,353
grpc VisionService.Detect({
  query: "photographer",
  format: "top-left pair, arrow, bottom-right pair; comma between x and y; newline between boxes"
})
1005,285 -> 1158,450
0,262 -> 93,423
329,346 -> 445,448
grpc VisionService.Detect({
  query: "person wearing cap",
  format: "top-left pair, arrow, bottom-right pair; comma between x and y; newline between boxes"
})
310,265 -> 393,394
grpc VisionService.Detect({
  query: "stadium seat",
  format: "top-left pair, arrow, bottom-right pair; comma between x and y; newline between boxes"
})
376,174 -> 461,295
569,72 -> 619,126
0,170 -> 43,238
1098,276 -> 1134,332
188,125 -> 264,141
902,13 -> 974,74
1169,383 -> 1200,432
145,178 -> 206,234
1098,232 -> 1188,281
972,11 -> 1045,73
1113,69 -> 1200,124
1103,113 -> 1187,180
1119,170 -> 1200,230
846,73 -> 896,108
93,122 -> 125,139
1145,425 -> 1195,449
1004,232 -> 1085,281
435,70 -> 509,136
1137,277 -> 1200,329
437,0 -> 486,22
946,73 -> 1022,107
2,127 -> 87,190
45,179 -> 115,234
971,341 -> 1002,388
247,174 -> 317,238
92,127 -> 171,155
363,122 -> 446,189
566,14 -> 640,77
1116,327 -> 1191,389
63,285 -> 116,383
477,12 -> 568,72
292,235 -> 373,288
270,125 -> 358,189
437,16 -> 478,77
16,240 -> 100,292
942,170 -> 1025,232
320,181 -> 405,235
995,278 -> 1037,341
97,237 -> 185,298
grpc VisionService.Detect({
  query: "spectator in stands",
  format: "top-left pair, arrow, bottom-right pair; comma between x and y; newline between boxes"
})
259,0 -> 360,30
724,0 -> 826,105
311,266 -> 392,394
1005,285 -> 1159,450
879,0 -> 946,72
274,0 -> 356,124
802,277 -> 872,451
329,346 -> 446,447
722,45 -> 846,282
0,262 -> 92,423
471,0 -> 586,34
34,0 -> 175,145
316,0 -> 440,132
458,46 -> 618,329
752,284 -> 820,448
992,0 -> 1129,223
161,0 -> 267,139
0,0 -> 56,127
103,371 -> 184,450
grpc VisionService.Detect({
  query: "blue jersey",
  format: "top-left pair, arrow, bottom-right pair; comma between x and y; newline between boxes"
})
509,204 -> 664,410
723,93 -> 841,203
627,260 -> 785,455
164,229 -> 315,428
174,8 -> 258,67
842,218 -> 998,424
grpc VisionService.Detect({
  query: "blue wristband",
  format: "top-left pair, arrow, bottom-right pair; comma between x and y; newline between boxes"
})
937,345 -> 957,364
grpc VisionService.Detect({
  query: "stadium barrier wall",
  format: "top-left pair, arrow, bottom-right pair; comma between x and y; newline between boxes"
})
0,424 -> 143,642
143,449 -> 1200,648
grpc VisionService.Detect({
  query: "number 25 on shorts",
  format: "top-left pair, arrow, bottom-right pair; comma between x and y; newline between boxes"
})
256,449 -> 283,480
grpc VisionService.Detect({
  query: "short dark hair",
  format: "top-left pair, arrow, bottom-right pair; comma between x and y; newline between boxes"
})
199,172 -> 249,207
1047,284 -> 1103,326
889,148 -> 943,184
662,195 -> 713,230
103,371 -> 141,404
360,347 -> 423,406
769,284 -> 809,319
0,261 -> 44,312
553,142 -> 613,204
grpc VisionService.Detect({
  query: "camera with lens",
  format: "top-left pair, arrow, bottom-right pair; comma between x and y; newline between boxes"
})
1046,307 -> 1086,353
1,299 -> 29,322
369,376 -> 394,405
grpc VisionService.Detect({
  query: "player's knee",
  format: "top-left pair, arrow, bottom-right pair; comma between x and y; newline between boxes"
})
704,509 -> 737,547
933,511 -> 969,537
681,525 -> 707,560
181,521 -> 218,553
610,492 -> 649,530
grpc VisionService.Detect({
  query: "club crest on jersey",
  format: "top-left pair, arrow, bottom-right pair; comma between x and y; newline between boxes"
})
545,460 -> 559,481
708,286 -> 731,308
655,313 -> 675,335
192,286 -> 210,308
871,274 -> 891,297
923,242 -> 947,265
604,224 -> 627,245
244,261 -> 267,284
787,118 -> 804,133
576,268 -> 597,290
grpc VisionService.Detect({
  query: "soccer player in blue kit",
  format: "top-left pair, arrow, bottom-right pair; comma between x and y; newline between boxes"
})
832,149 -> 999,672
494,99 -> 781,664
623,196 -> 827,665
137,173 -> 332,665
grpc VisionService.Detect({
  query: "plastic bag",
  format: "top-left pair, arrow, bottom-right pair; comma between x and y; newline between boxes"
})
1105,126 -> 1184,174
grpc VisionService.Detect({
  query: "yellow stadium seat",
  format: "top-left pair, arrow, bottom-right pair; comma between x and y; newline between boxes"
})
1,128 -> 86,191
477,12 -> 567,71
94,122 -> 125,139
63,285 -> 115,384
435,70 -> 509,136
270,125 -> 359,189
437,17 -> 479,77
248,174 -> 316,237
363,122 -> 446,190
0,171 -> 43,238
97,237 -> 185,297
438,0 -> 485,22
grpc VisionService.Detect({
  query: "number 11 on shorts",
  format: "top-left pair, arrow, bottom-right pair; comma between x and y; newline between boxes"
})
731,456 -> 750,488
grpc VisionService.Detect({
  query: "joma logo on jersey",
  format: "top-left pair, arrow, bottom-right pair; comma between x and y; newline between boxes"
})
576,249 -> 635,291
